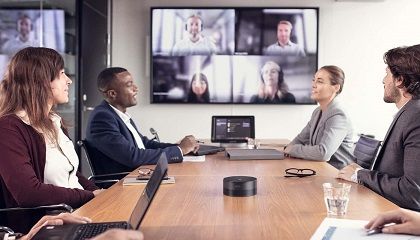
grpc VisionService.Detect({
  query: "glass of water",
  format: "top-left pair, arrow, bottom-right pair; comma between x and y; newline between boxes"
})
322,182 -> 351,216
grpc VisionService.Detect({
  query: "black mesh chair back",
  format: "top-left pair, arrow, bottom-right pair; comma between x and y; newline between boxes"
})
77,140 -> 129,189
354,134 -> 382,169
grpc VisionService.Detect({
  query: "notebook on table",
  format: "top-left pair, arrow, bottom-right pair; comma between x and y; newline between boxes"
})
33,152 -> 169,240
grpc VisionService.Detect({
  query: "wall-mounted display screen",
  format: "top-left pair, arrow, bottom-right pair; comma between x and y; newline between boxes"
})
151,7 -> 318,104
0,9 -> 65,79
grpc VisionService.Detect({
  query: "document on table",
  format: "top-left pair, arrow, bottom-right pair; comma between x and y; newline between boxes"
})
311,218 -> 420,240
183,155 -> 205,162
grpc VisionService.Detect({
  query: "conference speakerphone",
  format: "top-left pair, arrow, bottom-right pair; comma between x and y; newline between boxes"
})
223,176 -> 257,197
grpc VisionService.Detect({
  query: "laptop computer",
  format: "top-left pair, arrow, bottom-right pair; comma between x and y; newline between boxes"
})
33,152 -> 169,240
211,116 -> 255,144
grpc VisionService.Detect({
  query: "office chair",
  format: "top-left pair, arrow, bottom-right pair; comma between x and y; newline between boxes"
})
0,183 -> 73,234
353,134 -> 382,169
77,140 -> 130,189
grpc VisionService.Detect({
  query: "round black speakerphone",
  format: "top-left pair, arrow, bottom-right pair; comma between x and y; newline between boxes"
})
223,176 -> 257,197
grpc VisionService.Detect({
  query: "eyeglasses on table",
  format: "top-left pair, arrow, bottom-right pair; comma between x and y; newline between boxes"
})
284,168 -> 316,178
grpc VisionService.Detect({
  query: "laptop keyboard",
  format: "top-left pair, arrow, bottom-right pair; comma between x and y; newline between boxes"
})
75,222 -> 129,239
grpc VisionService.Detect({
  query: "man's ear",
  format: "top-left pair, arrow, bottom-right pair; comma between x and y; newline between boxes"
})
107,90 -> 117,99
395,76 -> 404,89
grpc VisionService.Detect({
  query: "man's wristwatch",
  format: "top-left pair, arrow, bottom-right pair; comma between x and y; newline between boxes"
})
350,167 -> 363,183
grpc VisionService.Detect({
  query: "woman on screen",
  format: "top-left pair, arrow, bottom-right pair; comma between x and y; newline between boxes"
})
187,73 -> 210,103
0,47 -> 102,209
250,61 -> 295,104
283,65 -> 354,169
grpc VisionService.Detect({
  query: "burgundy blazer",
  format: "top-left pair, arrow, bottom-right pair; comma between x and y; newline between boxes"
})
0,115 -> 97,208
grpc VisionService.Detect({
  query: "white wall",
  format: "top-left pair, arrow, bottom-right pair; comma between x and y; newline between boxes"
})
112,0 -> 420,142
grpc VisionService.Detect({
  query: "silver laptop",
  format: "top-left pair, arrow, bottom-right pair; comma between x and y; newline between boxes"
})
33,153 -> 169,240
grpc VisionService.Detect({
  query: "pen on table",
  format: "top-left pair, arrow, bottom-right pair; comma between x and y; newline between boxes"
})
366,226 -> 383,236
196,140 -> 205,144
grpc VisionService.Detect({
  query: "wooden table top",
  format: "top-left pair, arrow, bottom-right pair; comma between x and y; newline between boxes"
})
74,146 -> 397,239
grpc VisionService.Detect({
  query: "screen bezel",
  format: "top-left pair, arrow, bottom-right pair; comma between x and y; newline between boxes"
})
150,6 -> 319,105
211,115 -> 255,143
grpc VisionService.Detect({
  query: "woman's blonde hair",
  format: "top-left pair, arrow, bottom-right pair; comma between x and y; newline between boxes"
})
258,61 -> 289,98
320,65 -> 345,95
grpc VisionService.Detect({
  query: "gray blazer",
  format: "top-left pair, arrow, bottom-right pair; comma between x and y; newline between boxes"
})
288,99 -> 354,169
358,98 -> 420,211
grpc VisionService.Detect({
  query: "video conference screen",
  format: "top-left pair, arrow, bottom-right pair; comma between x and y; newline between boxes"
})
212,116 -> 255,142
0,9 -> 65,80
151,7 -> 318,104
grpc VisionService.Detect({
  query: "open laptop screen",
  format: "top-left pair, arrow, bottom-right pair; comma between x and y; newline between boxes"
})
211,116 -> 255,143
129,153 -> 168,230
32,153 -> 169,240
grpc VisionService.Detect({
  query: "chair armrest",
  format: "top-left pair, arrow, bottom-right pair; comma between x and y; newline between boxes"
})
90,179 -> 120,189
88,172 -> 130,189
0,203 -> 73,213
88,172 -> 130,181
0,204 -> 73,233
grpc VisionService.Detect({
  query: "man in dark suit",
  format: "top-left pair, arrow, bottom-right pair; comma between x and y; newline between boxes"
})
86,67 -> 198,175
338,44 -> 420,211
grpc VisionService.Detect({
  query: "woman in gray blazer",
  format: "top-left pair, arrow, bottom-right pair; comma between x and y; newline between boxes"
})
284,65 -> 354,169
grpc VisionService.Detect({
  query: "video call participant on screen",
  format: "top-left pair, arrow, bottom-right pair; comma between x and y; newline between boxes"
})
250,61 -> 295,104
171,14 -> 217,56
86,67 -> 199,175
265,20 -> 305,57
0,47 -> 100,209
187,73 -> 210,103
283,65 -> 354,170
338,44 -> 420,211
1,14 -> 39,56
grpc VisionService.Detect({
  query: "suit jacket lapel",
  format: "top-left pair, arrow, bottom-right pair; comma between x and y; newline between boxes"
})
103,100 -> 141,147
129,118 -> 141,135
311,99 -> 337,145
310,109 -> 322,145
371,101 -> 410,169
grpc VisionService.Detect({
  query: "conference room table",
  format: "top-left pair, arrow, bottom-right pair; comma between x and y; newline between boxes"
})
74,140 -> 398,239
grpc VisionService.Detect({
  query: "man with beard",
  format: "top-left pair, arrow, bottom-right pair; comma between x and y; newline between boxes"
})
171,14 -> 217,56
265,20 -> 305,57
1,14 -> 39,55
86,67 -> 198,175
338,44 -> 420,211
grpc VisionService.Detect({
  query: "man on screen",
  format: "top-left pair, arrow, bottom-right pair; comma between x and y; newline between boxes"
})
171,14 -> 217,56
1,14 -> 39,55
265,20 -> 305,57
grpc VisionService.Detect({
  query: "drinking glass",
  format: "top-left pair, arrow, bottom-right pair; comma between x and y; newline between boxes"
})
322,183 -> 351,216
